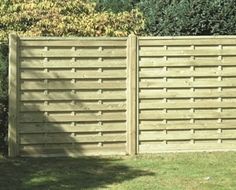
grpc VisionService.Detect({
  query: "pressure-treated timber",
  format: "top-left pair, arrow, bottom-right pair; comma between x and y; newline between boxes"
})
137,36 -> 236,153
10,35 -> 129,157
8,34 -> 236,157
127,34 -> 137,155
8,34 -> 19,157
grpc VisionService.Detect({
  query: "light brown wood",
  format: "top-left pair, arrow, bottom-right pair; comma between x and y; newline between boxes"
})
21,59 -> 127,68
20,123 -> 126,133
8,33 -> 19,157
139,59 -> 236,67
139,131 -> 236,141
137,36 -> 236,154
21,70 -> 127,79
139,70 -> 236,78
9,35 -> 236,157
139,49 -> 236,57
127,34 -> 137,155
139,111 -> 236,120
20,144 -> 126,157
20,103 -> 126,112
139,90 -> 236,98
20,40 -> 127,47
139,143 -> 236,153
140,101 -> 236,109
20,49 -> 126,58
20,81 -> 126,90
20,91 -> 126,101
139,80 -> 236,88
139,122 -> 236,130
20,134 -> 127,145
10,35 -> 130,156
139,38 -> 236,46
19,112 -> 127,123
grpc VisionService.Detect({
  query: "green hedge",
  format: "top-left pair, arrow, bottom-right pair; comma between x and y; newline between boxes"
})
0,43 -> 8,154
95,0 -> 141,13
138,0 -> 236,36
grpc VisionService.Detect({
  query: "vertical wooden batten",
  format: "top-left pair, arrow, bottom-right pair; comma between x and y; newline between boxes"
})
127,34 -> 137,155
8,33 -> 19,157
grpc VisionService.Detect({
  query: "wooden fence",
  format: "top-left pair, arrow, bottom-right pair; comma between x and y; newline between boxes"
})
137,37 -> 236,153
8,34 -> 236,157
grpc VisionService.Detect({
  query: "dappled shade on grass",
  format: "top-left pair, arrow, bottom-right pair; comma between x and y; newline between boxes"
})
1,152 -> 236,189
0,156 -> 153,190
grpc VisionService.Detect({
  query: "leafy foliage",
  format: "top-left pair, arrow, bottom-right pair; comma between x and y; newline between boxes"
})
0,0 -> 145,41
138,0 -> 236,36
95,0 -> 138,13
0,43 -> 8,154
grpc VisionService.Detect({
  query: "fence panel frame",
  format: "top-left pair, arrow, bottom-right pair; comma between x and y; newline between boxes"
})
127,34 -> 137,155
8,34 -> 236,157
8,33 -> 19,157
137,36 -> 236,153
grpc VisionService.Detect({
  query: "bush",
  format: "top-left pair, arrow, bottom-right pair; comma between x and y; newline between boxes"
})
0,0 -> 145,41
95,0 -> 140,13
0,43 -> 8,154
138,0 -> 236,36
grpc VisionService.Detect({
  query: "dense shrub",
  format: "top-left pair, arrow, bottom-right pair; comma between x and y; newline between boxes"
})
0,0 -> 145,41
95,0 -> 139,13
0,43 -> 8,154
138,0 -> 236,36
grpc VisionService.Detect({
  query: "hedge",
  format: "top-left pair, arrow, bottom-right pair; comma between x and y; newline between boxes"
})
138,0 -> 236,36
0,43 -> 8,154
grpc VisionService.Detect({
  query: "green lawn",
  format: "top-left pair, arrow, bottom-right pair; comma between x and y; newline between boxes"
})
0,152 -> 236,190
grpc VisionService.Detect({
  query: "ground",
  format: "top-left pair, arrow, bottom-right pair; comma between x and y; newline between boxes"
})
0,152 -> 235,190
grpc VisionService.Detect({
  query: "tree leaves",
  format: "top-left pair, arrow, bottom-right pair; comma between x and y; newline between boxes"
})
0,0 -> 145,41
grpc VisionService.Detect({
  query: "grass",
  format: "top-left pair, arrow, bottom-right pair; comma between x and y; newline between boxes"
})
0,152 -> 236,190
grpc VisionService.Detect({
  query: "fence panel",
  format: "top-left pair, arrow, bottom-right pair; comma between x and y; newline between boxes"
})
9,35 -> 236,157
9,35 -> 129,157
137,36 -> 236,153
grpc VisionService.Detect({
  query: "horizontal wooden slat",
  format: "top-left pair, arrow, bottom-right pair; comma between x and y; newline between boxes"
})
139,123 -> 236,130
139,90 -> 236,98
139,143 -> 236,153
20,134 -> 126,145
139,49 -> 236,57
138,36 -> 236,46
20,40 -> 127,47
140,101 -> 236,109
139,131 -> 236,141
20,91 -> 126,101
139,80 -> 236,88
20,145 -> 126,157
139,70 -> 236,78
139,59 -> 236,67
21,49 -> 126,58
21,81 -> 126,90
20,103 -> 126,112
21,70 -> 126,79
20,60 -> 127,68
20,123 -> 126,133
139,112 -> 236,120
19,113 -> 126,123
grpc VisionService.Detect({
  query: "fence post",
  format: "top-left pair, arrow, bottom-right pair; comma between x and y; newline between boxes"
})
127,34 -> 137,155
8,33 -> 19,157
